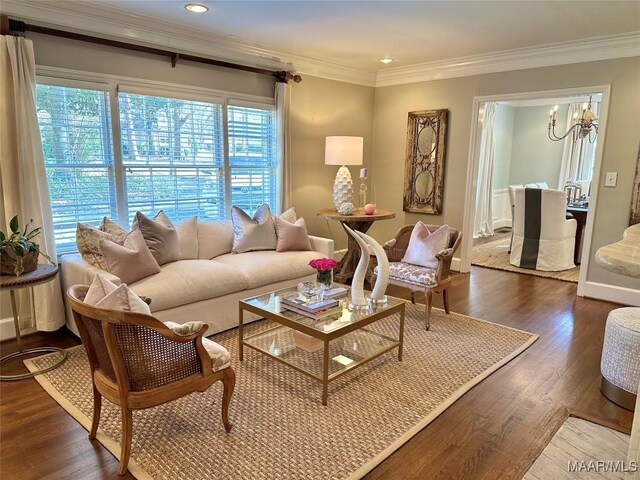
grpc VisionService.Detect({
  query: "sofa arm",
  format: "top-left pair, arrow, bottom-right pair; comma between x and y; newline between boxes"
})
308,235 -> 335,258
60,253 -> 120,287
60,254 -> 121,337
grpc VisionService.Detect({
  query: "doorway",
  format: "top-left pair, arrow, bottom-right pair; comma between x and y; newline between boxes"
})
460,86 -> 611,295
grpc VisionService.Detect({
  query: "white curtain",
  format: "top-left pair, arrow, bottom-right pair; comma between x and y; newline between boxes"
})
557,102 -> 599,189
275,81 -> 291,213
474,102 -> 497,238
0,35 -> 65,331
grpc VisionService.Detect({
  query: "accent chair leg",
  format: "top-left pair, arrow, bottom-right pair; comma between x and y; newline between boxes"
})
424,289 -> 433,331
221,368 -> 236,433
410,291 -> 416,304
118,407 -> 133,476
442,288 -> 450,314
89,384 -> 102,440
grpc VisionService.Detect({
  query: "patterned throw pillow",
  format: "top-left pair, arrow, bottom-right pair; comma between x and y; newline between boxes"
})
76,217 -> 127,269
231,204 -> 278,253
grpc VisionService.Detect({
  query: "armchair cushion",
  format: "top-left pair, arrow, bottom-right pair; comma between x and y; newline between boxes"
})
375,262 -> 438,288
164,321 -> 231,372
401,223 -> 449,269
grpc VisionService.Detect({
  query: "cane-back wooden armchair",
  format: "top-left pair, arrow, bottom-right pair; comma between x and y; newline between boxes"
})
67,285 -> 236,476
372,225 -> 462,330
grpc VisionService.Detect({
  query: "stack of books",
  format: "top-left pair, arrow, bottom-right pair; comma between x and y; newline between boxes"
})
322,285 -> 348,299
281,294 -> 339,319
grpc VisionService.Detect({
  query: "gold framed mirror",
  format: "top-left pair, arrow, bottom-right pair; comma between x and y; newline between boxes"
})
403,109 -> 448,214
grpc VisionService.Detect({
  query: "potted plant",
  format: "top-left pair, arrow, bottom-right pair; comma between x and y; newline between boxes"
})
0,215 -> 53,276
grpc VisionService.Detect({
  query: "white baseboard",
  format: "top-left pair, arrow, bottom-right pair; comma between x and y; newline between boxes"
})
581,281 -> 640,306
451,257 -> 461,272
0,316 -> 36,342
492,219 -> 512,230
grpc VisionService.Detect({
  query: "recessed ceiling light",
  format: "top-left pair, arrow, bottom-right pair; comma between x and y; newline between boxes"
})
185,3 -> 209,13
379,58 -> 395,64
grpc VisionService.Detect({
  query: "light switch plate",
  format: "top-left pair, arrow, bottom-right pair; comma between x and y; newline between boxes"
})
605,172 -> 618,187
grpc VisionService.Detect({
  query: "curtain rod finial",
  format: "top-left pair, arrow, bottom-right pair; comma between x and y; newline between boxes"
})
274,70 -> 302,84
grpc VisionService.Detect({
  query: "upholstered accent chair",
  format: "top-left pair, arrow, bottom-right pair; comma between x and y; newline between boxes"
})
509,187 -> 576,271
67,285 -> 236,476
371,225 -> 462,330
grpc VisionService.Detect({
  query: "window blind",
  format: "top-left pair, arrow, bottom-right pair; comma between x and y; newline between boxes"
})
228,105 -> 278,213
118,93 -> 226,221
36,84 -> 117,252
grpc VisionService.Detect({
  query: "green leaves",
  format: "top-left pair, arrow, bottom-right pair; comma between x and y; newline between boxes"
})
9,215 -> 19,234
1,215 -> 51,261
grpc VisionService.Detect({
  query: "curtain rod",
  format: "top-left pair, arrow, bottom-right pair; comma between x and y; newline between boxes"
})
0,15 -> 302,84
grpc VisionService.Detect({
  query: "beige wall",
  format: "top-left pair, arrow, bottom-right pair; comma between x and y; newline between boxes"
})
371,57 -> 640,289
290,75 -> 375,250
509,104 -> 567,188
30,32 -> 274,98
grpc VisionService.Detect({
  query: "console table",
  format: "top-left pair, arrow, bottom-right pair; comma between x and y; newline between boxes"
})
317,208 -> 395,283
0,264 -> 68,381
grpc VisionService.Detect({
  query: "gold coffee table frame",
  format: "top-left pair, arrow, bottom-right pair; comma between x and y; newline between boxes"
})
0,264 -> 68,381
239,286 -> 405,405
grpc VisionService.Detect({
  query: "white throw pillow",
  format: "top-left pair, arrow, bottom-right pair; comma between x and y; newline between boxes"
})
84,274 -> 119,305
231,204 -> 277,253
84,274 -> 150,315
401,223 -> 449,269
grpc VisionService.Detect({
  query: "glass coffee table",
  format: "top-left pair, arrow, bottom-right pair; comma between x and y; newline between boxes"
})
239,286 -> 405,405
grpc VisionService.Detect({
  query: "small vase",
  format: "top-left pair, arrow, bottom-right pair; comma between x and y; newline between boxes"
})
316,269 -> 333,288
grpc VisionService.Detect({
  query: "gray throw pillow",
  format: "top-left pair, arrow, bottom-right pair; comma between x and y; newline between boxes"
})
231,204 -> 277,253
132,211 -> 180,265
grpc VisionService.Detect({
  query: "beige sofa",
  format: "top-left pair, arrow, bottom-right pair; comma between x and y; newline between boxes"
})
61,220 -> 334,336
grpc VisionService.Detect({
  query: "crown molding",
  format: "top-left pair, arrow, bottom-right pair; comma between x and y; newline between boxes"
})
376,32 -> 640,87
2,1 -> 637,89
1,0 -> 377,86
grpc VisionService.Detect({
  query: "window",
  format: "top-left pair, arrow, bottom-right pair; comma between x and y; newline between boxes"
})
36,84 -> 117,252
35,80 -> 279,253
118,92 -> 226,221
228,105 -> 278,212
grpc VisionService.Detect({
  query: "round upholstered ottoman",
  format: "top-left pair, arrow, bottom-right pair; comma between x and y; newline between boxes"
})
600,307 -> 640,410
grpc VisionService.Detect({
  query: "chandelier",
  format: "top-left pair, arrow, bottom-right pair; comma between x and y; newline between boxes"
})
547,96 -> 598,143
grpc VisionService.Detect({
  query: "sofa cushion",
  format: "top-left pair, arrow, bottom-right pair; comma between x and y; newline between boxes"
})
129,260 -> 249,311
214,250 -> 318,289
197,220 -> 234,259
176,216 -> 198,260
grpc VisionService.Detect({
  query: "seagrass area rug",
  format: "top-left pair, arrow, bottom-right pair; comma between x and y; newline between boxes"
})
25,304 -> 537,480
472,237 -> 580,283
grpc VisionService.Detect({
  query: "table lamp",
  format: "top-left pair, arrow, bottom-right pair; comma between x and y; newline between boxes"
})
325,136 -> 363,212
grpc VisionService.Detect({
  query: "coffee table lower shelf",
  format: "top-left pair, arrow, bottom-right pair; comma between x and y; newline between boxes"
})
245,324 -> 399,377
239,290 -> 405,405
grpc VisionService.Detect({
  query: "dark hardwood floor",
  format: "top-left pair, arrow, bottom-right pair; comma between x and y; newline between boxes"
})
0,266 -> 634,479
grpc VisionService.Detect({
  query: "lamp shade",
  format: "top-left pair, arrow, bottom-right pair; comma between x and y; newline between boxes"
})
325,136 -> 363,166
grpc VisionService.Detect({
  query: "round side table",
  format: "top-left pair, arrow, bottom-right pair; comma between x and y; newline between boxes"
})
317,208 -> 396,283
0,264 -> 68,381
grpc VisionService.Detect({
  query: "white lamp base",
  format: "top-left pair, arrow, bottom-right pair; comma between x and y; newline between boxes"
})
333,165 -> 353,210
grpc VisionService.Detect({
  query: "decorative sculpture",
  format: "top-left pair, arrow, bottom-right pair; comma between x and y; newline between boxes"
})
343,225 -> 389,310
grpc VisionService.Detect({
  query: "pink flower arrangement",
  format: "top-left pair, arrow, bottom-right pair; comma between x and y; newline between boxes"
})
309,258 -> 337,272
